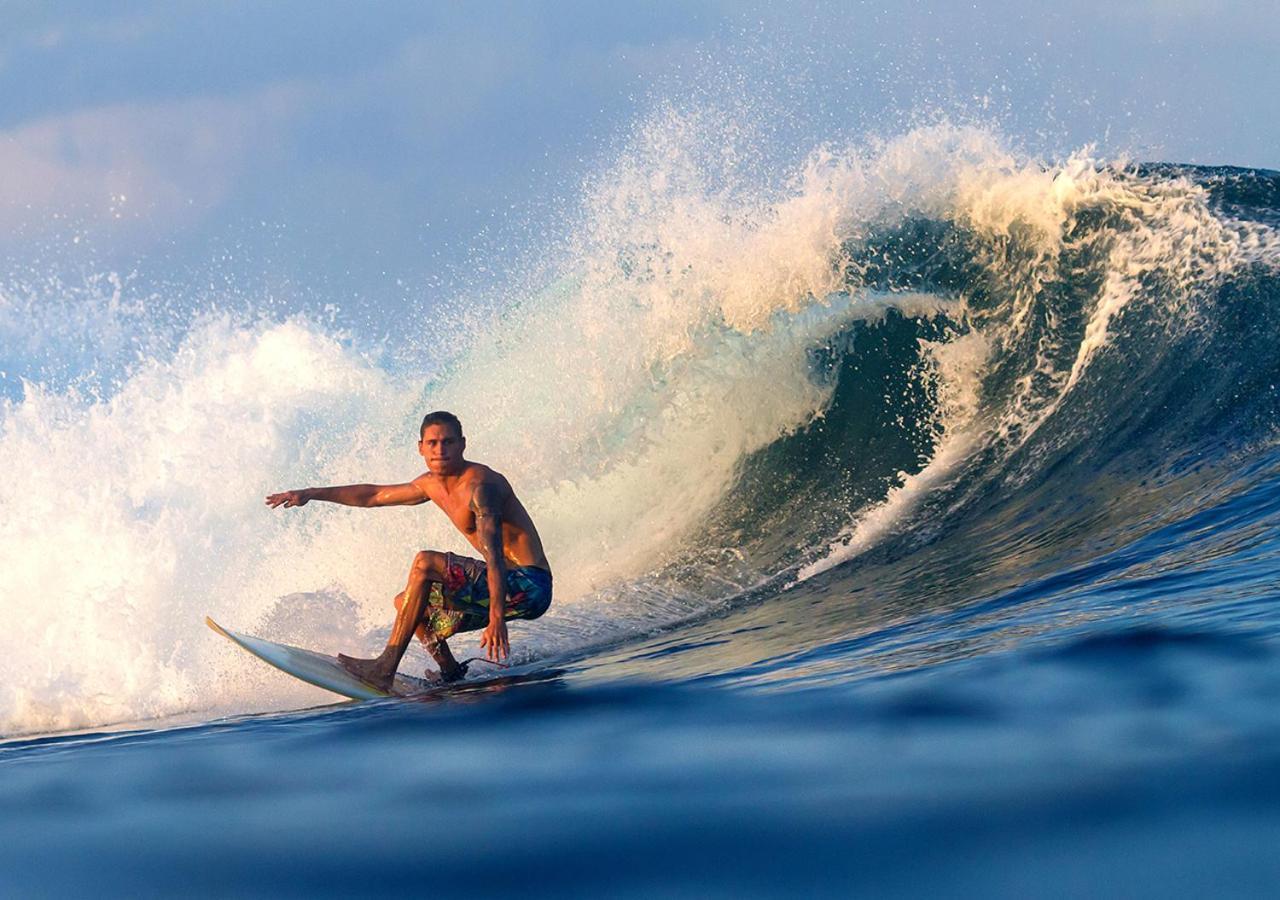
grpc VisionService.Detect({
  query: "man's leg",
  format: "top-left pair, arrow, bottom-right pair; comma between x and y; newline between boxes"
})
393,590 -> 433,646
338,550 -> 448,690
392,590 -> 467,682
424,634 -> 467,683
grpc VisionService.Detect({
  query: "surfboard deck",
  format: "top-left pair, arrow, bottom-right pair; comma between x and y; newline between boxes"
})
206,616 -> 435,700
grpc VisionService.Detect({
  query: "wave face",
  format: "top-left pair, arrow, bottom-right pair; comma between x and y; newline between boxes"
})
2,117 -> 1279,736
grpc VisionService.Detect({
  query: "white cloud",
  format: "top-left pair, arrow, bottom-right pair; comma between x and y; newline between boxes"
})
0,83 -> 307,249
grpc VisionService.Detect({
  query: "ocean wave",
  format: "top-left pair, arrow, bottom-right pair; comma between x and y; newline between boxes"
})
3,114 -> 1278,736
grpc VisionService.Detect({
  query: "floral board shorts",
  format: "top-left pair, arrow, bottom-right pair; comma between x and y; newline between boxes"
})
423,552 -> 553,640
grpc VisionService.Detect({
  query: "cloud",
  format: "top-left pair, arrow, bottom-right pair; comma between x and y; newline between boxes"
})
0,82 -> 306,250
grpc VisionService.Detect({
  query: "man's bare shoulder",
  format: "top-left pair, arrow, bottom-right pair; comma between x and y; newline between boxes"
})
459,462 -> 509,487
464,464 -> 514,507
410,471 -> 439,499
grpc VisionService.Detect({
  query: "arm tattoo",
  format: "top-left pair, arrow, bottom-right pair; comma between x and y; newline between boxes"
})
470,482 -> 504,520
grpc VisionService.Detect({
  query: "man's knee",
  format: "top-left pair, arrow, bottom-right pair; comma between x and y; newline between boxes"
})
409,550 -> 446,582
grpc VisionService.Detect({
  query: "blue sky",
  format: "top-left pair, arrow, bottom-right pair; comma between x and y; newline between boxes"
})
2,1 -> 1275,318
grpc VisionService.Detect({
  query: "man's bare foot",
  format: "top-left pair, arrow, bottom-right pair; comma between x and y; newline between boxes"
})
425,639 -> 467,683
435,659 -> 469,683
337,653 -> 395,691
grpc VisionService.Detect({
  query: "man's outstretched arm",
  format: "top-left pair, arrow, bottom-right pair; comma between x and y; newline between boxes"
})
266,481 -> 428,509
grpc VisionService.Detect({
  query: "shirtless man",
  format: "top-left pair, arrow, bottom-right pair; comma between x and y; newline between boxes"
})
265,410 -> 552,688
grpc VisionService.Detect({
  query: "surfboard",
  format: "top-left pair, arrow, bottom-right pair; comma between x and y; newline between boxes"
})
205,617 -> 434,700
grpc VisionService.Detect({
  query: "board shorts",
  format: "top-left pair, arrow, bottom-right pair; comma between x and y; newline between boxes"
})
423,552 -> 553,640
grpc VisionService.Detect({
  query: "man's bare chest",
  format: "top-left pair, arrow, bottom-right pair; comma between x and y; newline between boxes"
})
429,489 -> 477,536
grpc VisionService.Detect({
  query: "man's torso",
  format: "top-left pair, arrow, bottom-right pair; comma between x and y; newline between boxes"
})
415,463 -> 549,570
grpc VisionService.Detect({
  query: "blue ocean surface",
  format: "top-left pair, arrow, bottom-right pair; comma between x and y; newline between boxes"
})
3,127 -> 1280,896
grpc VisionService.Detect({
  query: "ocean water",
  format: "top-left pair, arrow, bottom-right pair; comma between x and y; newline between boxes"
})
3,119 -> 1280,896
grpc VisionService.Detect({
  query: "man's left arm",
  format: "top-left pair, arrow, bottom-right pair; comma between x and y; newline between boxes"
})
473,482 -> 510,662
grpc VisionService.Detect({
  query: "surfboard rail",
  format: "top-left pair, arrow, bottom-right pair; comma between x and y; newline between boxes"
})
206,617 -> 432,700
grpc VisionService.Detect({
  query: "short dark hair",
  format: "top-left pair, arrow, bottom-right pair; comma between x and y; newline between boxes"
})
420,410 -> 463,440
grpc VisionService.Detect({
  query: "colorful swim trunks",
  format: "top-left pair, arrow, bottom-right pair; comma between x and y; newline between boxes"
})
424,552 -> 553,640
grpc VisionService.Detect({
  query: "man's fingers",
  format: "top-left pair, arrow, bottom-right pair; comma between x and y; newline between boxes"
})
480,624 -> 508,662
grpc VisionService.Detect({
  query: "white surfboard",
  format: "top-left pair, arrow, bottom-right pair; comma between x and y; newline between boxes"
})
206,617 -> 434,700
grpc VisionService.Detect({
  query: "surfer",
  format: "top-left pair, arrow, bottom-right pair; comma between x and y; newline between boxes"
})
265,410 -> 552,688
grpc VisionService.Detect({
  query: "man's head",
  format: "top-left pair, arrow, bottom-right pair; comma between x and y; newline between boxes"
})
418,410 -> 465,474
419,410 -> 463,441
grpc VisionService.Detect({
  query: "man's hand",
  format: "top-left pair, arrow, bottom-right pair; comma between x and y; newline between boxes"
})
480,617 -> 509,662
266,489 -> 311,509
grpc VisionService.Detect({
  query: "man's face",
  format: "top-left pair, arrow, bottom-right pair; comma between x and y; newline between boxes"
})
419,424 -> 465,473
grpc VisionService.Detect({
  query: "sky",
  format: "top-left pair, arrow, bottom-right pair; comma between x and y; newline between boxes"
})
1,0 -> 1276,322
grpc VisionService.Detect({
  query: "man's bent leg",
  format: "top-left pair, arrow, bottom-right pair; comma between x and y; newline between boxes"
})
392,589 -> 467,682
424,635 -> 467,683
393,590 -> 435,647
338,550 -> 448,690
